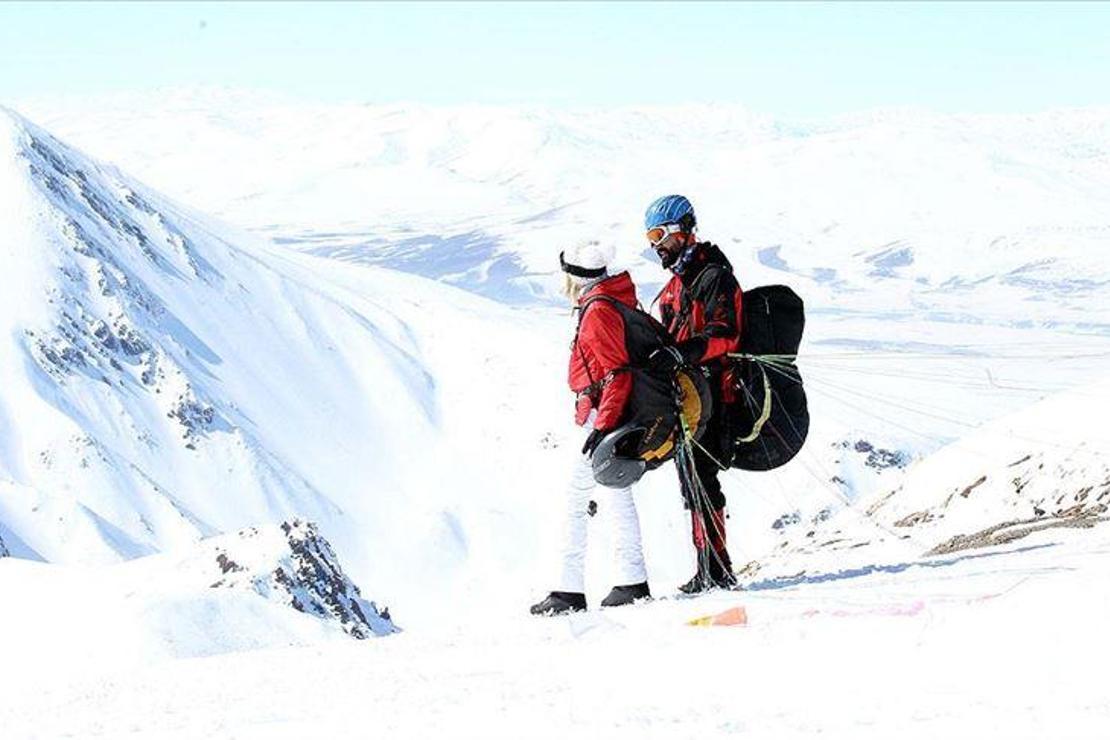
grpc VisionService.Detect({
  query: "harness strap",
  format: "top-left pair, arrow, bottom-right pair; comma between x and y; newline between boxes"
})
736,364 -> 774,443
572,295 -> 626,398
573,293 -> 669,399
672,262 -> 727,338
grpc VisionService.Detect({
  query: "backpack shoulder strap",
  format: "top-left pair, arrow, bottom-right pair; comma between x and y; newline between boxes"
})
572,295 -> 628,391
674,262 -> 729,337
574,294 -> 621,338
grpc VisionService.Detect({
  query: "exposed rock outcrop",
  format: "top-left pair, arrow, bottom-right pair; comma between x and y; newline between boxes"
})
205,519 -> 398,639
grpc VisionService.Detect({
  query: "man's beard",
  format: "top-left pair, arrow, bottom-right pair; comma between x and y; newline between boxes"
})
656,245 -> 679,269
658,243 -> 697,274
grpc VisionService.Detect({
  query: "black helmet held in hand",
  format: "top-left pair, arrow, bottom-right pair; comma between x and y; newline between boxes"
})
591,425 -> 651,488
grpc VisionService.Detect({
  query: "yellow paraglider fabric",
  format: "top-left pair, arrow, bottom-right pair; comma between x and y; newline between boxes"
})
640,368 -> 707,463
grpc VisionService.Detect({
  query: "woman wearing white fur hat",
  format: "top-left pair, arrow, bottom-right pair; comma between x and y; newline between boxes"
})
529,241 -> 651,615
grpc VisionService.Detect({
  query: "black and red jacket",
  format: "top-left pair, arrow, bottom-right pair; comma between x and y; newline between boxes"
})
568,272 -> 639,431
655,243 -> 743,392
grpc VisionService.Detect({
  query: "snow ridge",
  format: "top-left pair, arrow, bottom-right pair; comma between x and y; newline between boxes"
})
749,380 -> 1110,582
208,520 -> 398,638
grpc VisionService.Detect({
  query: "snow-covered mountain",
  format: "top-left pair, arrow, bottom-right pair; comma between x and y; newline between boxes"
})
17,95 -> 1110,522
17,92 -> 1110,479
0,106 -> 426,568
0,107 -> 582,629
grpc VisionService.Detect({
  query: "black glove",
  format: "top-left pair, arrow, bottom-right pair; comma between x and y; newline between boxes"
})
648,346 -> 683,375
582,428 -> 605,456
675,338 -> 707,365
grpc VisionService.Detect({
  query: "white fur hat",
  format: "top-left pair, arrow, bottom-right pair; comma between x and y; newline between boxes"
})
560,240 -> 615,277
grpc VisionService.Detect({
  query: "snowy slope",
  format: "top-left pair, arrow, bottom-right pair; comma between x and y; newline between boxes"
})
0,106 -> 430,571
0,519 -> 395,677
745,377 -> 1110,583
3,518 -> 1108,739
17,92 -> 1110,469
0,108 -> 585,628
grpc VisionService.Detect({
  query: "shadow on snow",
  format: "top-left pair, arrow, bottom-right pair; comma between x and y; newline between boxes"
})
743,542 -> 1059,592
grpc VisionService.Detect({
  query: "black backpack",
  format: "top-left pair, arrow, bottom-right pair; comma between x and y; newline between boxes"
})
726,285 -> 809,471
576,296 -> 712,466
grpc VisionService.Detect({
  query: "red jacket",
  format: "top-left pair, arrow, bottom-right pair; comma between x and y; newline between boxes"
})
656,243 -> 743,391
568,272 -> 638,431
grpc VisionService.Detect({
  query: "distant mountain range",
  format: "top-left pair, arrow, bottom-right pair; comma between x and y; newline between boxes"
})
16,90 -> 1110,323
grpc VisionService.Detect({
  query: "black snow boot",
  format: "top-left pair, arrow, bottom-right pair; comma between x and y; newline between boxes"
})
680,507 -> 737,594
678,552 -> 737,595
600,581 -> 651,608
530,591 -> 587,616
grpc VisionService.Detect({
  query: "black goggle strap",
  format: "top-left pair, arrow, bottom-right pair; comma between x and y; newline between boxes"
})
560,251 -> 606,279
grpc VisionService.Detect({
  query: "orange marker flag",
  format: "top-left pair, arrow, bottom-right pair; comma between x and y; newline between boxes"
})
686,605 -> 748,627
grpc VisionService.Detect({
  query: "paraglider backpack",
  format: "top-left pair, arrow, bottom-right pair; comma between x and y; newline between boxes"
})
574,296 -> 712,468
728,284 -> 809,471
660,259 -> 809,471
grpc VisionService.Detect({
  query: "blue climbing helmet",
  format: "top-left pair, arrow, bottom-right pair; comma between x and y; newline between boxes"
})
644,194 -> 696,233
645,194 -> 698,272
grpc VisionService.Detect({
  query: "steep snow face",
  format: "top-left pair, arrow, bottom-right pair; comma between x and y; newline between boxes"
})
0,108 -> 439,578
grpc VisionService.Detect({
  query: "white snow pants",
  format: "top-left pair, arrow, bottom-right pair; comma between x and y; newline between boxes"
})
556,418 -> 648,594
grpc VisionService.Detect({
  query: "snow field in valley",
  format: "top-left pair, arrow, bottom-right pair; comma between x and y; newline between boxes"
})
17,91 -> 1110,326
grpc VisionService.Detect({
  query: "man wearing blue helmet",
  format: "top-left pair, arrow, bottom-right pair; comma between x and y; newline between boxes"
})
645,194 -> 742,593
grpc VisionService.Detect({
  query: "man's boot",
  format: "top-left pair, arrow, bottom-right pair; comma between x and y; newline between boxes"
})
678,559 -> 712,595
530,591 -> 587,616
678,508 -> 735,594
601,581 -> 651,607
679,510 -> 713,594
706,507 -> 737,589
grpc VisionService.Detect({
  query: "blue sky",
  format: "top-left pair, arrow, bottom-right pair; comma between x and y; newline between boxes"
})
2,1 -> 1108,116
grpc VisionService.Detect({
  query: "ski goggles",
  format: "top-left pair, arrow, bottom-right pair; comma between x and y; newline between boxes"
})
645,222 -> 684,247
